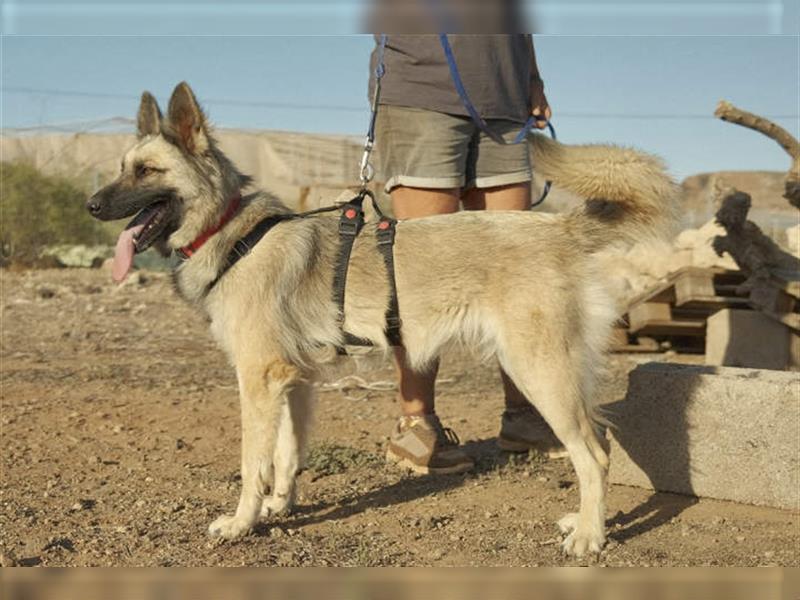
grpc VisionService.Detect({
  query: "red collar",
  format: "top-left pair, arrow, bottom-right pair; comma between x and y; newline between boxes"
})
178,194 -> 241,258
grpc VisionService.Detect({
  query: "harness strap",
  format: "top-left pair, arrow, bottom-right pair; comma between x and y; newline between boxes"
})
198,203 -> 345,294
376,217 -> 402,347
332,191 -> 402,352
332,195 -> 374,352
204,213 -> 294,293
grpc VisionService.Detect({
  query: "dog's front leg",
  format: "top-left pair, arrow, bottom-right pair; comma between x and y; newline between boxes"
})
209,360 -> 299,539
261,382 -> 313,518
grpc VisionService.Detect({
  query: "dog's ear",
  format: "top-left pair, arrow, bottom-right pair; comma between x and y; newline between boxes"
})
166,81 -> 209,155
136,91 -> 162,139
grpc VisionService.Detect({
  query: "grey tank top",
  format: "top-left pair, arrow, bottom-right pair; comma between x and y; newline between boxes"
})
368,34 -> 535,124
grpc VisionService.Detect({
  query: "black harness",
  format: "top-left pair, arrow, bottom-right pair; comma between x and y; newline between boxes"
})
332,191 -> 402,351
195,190 -> 402,351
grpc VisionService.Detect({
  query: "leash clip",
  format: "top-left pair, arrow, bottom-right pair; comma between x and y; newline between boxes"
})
359,137 -> 375,187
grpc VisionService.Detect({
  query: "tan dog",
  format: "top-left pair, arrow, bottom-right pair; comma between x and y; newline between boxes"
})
87,82 -> 678,557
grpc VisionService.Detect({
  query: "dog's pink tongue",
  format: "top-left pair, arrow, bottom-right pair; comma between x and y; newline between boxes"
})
112,224 -> 145,283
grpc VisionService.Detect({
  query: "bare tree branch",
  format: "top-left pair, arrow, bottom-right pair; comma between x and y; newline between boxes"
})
715,100 -> 800,209
715,100 -> 800,160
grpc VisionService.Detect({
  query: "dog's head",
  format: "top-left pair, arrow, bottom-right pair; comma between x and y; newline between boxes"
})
87,82 -> 246,259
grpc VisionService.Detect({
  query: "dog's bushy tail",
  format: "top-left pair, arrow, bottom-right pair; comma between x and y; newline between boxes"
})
530,133 -> 680,250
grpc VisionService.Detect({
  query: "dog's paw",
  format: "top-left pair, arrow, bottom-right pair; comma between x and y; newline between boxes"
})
557,513 -> 580,535
260,494 -> 293,519
561,529 -> 605,557
557,513 -> 604,557
207,514 -> 253,540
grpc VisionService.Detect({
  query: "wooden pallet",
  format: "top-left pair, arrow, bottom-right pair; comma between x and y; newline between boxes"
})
625,267 -> 748,338
616,266 -> 800,353
748,269 -> 800,331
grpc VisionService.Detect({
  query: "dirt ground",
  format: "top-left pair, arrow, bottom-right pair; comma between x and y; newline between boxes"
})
1,268 -> 797,567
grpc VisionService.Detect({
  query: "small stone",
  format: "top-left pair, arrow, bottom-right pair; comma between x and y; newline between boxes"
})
112,425 -> 122,433
270,527 -> 284,539
735,536 -> 745,543
0,552 -> 18,567
764,551 -> 775,559
429,548 -> 444,561
276,550 -> 294,566
70,498 -> 95,511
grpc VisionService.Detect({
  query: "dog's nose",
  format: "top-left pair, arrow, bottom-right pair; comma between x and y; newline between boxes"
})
86,198 -> 101,215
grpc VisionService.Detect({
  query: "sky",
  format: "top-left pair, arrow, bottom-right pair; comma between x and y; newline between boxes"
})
1,3 -> 798,182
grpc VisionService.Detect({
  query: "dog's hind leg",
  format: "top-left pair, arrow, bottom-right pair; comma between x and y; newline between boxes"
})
261,381 -> 314,519
498,337 -> 608,558
208,359 -> 301,539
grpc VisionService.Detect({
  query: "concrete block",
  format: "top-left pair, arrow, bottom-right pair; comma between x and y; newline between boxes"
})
705,308 -> 793,370
608,362 -> 799,509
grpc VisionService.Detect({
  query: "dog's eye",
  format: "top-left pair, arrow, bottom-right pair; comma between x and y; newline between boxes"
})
135,164 -> 155,178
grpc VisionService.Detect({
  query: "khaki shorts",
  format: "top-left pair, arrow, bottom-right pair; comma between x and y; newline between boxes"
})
374,105 -> 532,193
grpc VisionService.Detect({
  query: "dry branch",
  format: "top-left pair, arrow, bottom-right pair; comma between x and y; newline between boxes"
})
713,188 -> 800,294
715,100 -> 800,209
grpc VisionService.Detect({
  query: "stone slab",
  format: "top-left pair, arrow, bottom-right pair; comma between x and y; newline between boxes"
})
705,308 -> 795,370
607,362 -> 800,510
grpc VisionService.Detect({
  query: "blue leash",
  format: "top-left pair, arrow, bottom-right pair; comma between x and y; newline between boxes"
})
439,33 -> 544,145
367,34 -> 388,144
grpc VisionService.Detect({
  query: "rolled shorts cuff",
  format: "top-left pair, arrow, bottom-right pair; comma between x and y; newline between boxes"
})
466,170 -> 532,190
384,174 -> 465,194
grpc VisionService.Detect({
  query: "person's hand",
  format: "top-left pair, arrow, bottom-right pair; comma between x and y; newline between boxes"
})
531,79 -> 552,129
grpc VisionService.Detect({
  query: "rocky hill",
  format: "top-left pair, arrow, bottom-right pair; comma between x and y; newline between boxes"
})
681,171 -> 795,233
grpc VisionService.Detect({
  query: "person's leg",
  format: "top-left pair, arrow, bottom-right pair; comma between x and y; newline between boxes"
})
461,182 -> 531,212
385,185 -> 474,474
390,186 -> 460,417
373,106 -> 475,474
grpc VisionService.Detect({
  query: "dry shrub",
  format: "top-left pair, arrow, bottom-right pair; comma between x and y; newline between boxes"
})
1,161 -> 112,266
